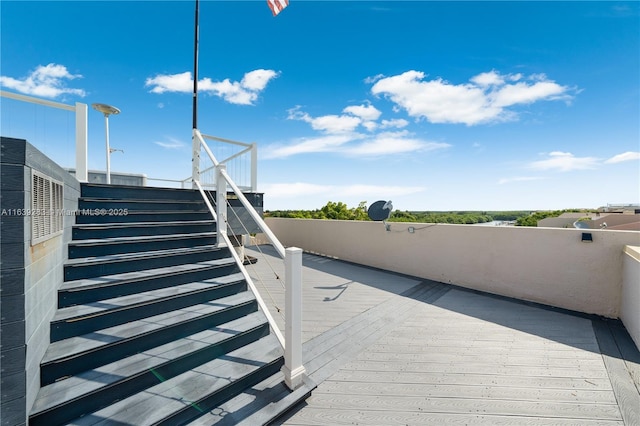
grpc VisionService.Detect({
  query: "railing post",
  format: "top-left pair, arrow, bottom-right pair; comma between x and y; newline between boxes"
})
215,163 -> 227,246
283,246 -> 306,390
74,102 -> 88,182
192,128 -> 201,189
250,142 -> 257,192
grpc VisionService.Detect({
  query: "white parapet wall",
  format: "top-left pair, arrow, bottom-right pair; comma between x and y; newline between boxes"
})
264,218 -> 640,319
622,246 -> 640,348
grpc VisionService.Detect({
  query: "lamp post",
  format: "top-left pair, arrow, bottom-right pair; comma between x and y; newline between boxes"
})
91,103 -> 120,184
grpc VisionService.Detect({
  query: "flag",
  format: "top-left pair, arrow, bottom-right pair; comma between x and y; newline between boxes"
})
267,0 -> 288,16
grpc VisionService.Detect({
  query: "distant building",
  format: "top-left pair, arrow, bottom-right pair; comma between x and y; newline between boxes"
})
538,211 -> 640,231
67,169 -> 147,186
601,203 -> 640,214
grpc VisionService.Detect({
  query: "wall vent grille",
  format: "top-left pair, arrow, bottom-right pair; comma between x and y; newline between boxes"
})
31,170 -> 64,245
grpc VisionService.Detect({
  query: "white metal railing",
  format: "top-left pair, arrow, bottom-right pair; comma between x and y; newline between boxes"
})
191,129 -> 257,191
145,176 -> 192,189
192,128 -> 306,390
1,90 -> 88,182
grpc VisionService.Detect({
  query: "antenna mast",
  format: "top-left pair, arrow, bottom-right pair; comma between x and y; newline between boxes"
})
192,0 -> 199,130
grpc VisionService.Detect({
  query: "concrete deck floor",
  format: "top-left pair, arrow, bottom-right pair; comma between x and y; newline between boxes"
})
244,246 -> 640,425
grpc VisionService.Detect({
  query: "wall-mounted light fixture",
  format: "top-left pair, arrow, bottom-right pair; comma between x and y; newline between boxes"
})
581,232 -> 593,243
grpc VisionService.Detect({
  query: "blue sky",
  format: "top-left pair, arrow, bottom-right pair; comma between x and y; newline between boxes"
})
1,1 -> 639,211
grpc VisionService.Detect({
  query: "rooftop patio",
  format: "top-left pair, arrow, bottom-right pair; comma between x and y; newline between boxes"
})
240,245 -> 639,425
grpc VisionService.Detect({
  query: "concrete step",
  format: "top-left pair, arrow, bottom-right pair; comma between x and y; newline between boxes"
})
63,245 -> 230,281
75,210 -> 213,224
78,198 -> 208,212
68,232 -> 217,258
30,312 -> 271,426
80,183 -> 203,201
64,334 -> 284,426
72,220 -> 215,239
51,277 -> 248,342
59,259 -> 242,308
40,291 -> 258,386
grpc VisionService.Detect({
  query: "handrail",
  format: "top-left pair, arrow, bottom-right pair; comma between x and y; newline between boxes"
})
219,167 -> 286,258
218,145 -> 252,165
200,132 -> 253,148
191,128 -> 256,191
1,89 -> 75,111
193,131 -> 306,389
193,180 -> 285,348
1,90 -> 88,182
145,176 -> 192,189
194,127 -> 285,256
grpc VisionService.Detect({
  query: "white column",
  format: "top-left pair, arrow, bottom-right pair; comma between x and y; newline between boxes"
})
75,102 -> 88,182
250,142 -> 258,192
192,128 -> 200,189
216,164 -> 227,247
283,246 -> 306,390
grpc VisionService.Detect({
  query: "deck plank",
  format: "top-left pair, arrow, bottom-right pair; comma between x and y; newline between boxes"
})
244,247 -> 637,426
281,408 -> 624,425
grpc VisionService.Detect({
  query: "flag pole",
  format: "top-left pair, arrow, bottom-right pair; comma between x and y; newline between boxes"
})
191,0 -> 200,188
192,0 -> 199,130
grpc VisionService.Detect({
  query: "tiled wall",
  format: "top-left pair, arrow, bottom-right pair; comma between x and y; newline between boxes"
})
1,137 -> 80,425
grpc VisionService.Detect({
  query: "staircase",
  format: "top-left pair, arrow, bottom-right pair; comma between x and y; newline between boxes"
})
28,183 -> 301,425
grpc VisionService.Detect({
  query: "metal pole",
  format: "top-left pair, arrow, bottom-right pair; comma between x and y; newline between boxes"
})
104,114 -> 111,184
192,0 -> 199,130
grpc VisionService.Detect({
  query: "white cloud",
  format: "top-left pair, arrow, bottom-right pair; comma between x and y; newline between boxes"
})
528,151 -> 600,172
265,133 -> 360,158
344,131 -> 450,156
145,69 -> 279,105
371,70 -> 574,125
343,104 -> 382,121
361,121 -> 378,132
308,114 -> 362,133
265,129 -> 449,159
605,151 -> 640,164
280,102 -> 450,159
145,71 -> 192,94
287,107 -> 362,134
154,137 -> 186,149
498,176 -> 546,185
0,63 -> 86,98
261,182 -> 426,199
491,81 -> 570,108
240,69 -> 278,91
288,104 -> 383,134
364,74 -> 385,84
471,70 -> 504,87
380,118 -> 409,129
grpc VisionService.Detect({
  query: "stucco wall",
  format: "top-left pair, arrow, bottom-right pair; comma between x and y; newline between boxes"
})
622,246 -> 640,349
264,218 -> 640,319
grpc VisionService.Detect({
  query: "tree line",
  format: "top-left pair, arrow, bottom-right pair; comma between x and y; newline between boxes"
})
265,201 -> 536,224
264,201 -> 596,227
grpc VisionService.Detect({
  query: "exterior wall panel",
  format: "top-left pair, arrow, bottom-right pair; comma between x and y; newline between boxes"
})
0,137 -> 80,424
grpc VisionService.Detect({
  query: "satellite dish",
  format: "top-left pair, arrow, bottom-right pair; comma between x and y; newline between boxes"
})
368,200 -> 393,231
368,200 -> 393,221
